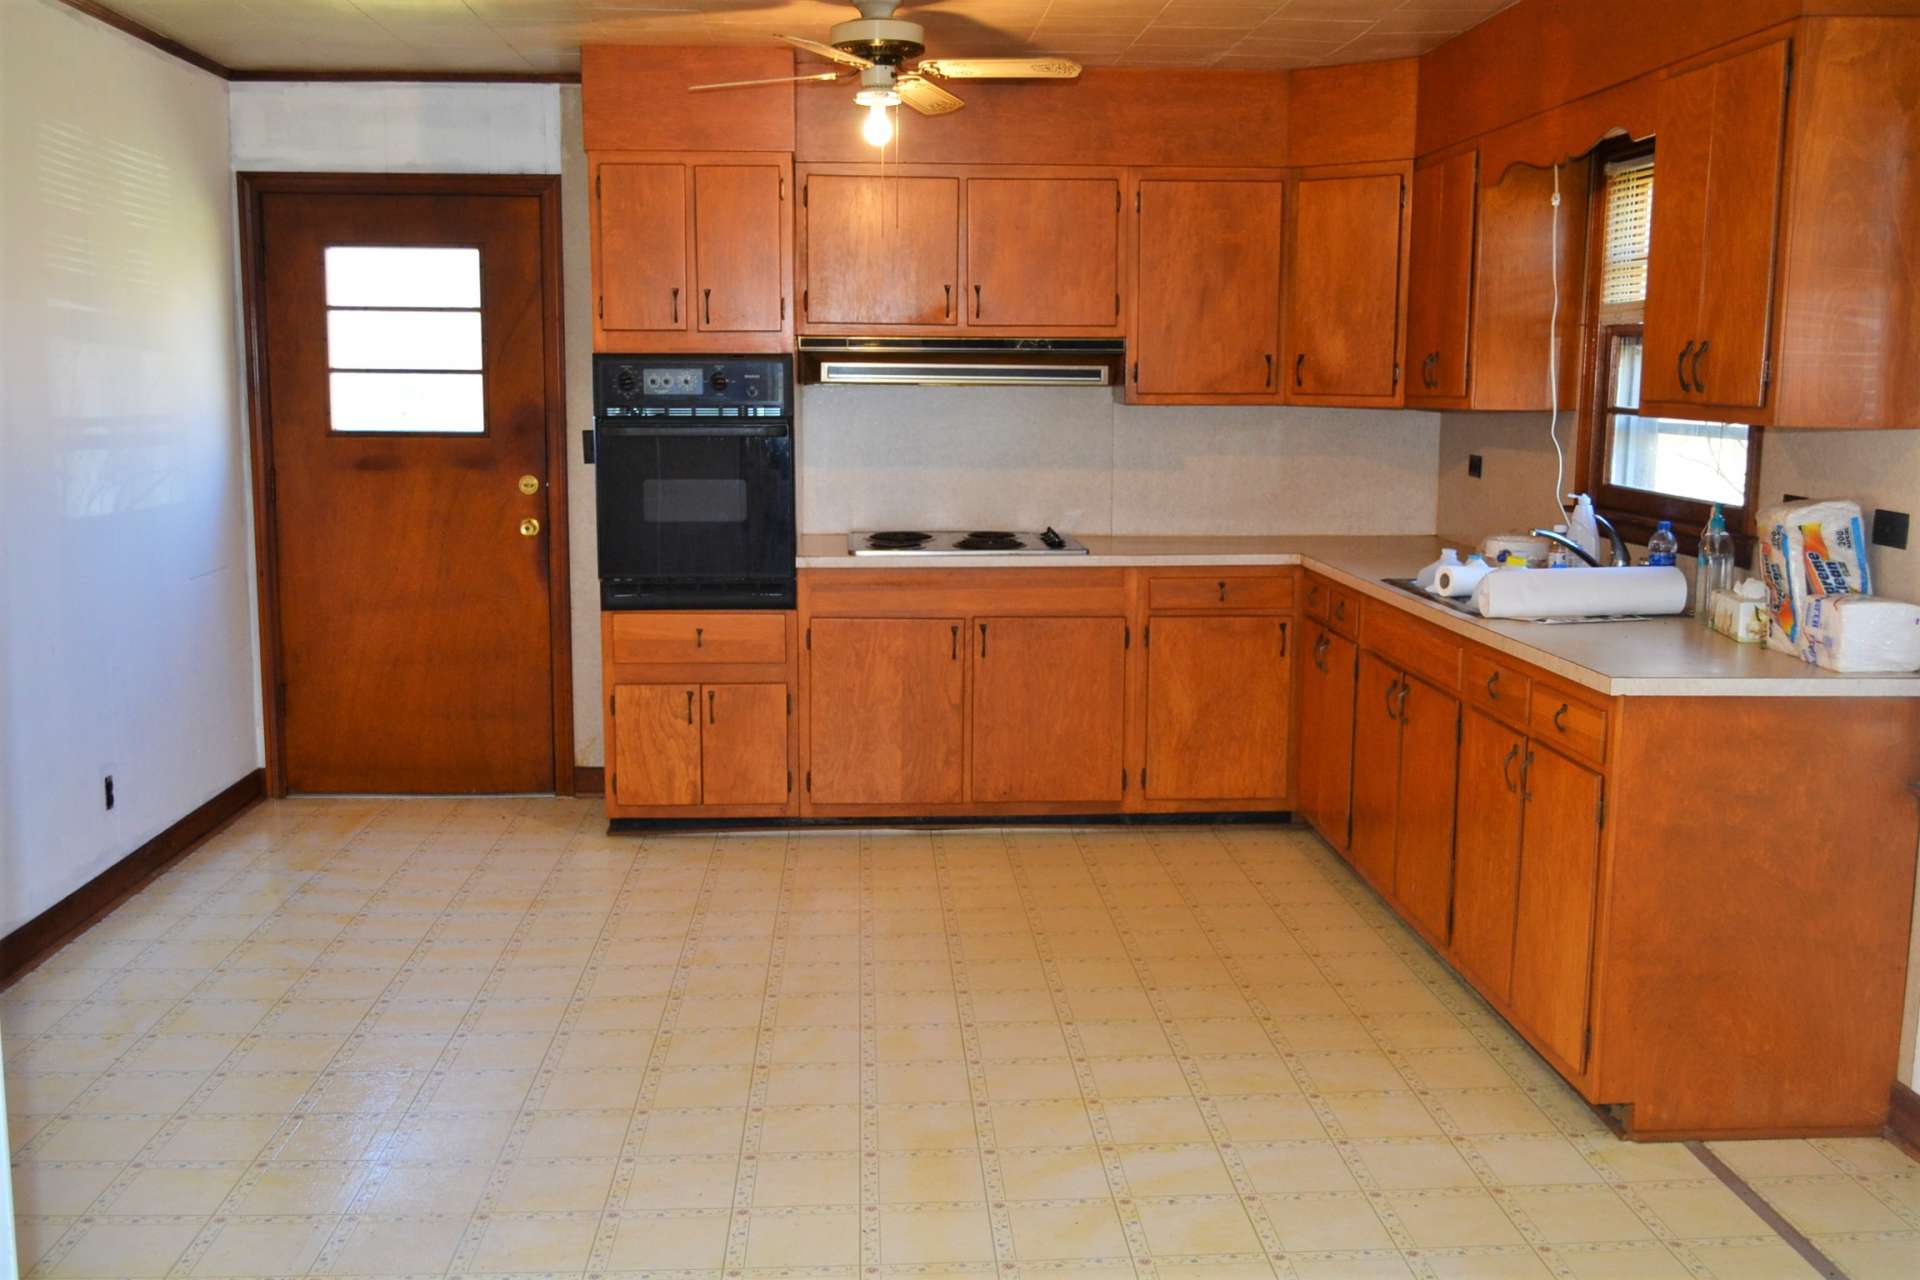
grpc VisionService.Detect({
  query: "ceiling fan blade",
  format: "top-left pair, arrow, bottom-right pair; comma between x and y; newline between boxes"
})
689,71 -> 848,92
778,33 -> 874,69
915,57 -> 1082,80
897,76 -> 964,116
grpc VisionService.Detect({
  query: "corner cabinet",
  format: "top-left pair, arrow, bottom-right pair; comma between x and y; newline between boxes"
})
1284,163 -> 1411,406
591,151 -> 793,353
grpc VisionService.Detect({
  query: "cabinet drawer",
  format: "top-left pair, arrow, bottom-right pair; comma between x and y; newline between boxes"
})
1463,650 -> 1532,727
1148,574 -> 1294,611
1327,584 -> 1360,637
1528,685 -> 1609,765
1361,598 -> 1461,692
1303,575 -> 1331,622
609,612 -> 787,665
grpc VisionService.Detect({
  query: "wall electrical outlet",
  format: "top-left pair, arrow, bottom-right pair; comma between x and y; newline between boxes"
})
104,774 -> 115,810
1467,454 -> 1484,479
1872,507 -> 1910,550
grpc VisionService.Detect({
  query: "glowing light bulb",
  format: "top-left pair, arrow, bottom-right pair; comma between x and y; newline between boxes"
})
861,101 -> 894,148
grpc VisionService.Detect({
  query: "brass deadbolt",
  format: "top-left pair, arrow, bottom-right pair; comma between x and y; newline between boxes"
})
519,518 -> 541,537
518,474 -> 541,495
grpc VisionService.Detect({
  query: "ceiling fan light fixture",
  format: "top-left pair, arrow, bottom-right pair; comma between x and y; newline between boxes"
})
859,99 -> 895,148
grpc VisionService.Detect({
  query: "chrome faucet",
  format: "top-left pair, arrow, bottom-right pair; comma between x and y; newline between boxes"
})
1531,499 -> 1630,567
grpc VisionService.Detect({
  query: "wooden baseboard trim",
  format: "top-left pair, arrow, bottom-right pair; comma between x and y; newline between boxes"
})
0,768 -> 266,989
574,766 -> 605,797
1889,1082 -> 1920,1159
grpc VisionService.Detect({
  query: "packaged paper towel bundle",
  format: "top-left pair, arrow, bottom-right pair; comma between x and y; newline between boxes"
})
1756,499 -> 1873,660
1800,596 -> 1920,672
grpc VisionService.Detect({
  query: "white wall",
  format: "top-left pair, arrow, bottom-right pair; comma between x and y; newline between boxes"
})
229,82 -> 561,173
1,0 -> 257,937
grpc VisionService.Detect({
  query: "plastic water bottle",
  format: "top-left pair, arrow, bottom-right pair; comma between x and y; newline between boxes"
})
1695,503 -> 1735,626
1647,520 -> 1678,567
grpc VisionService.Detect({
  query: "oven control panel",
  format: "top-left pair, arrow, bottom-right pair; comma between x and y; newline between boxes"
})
595,355 -> 790,417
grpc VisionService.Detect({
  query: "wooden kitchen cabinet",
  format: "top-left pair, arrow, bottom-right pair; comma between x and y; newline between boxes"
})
1641,38 -> 1790,412
1130,173 -> 1285,402
1297,620 -> 1357,852
609,681 -> 789,809
1509,741 -> 1605,1073
1451,708 -> 1526,1000
611,684 -> 701,807
591,151 -> 792,352
1285,164 -> 1410,405
971,616 -> 1126,803
1345,650 -> 1460,939
701,684 -> 789,805
1348,651 -> 1402,888
808,617 -> 965,806
801,173 -> 959,326
1145,614 -> 1290,802
967,177 -> 1121,328
1406,149 -> 1477,402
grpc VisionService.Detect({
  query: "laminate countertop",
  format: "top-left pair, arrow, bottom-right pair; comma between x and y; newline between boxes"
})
796,532 -> 1920,698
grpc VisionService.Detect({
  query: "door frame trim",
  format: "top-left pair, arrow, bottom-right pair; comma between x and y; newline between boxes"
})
236,171 -> 575,797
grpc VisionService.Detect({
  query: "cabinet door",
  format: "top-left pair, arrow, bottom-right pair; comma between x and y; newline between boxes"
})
968,177 -> 1120,328
1348,653 -> 1402,888
1144,615 -> 1290,800
1642,64 -> 1717,404
1509,744 -> 1604,1071
612,684 -> 700,807
1451,710 -> 1526,1000
808,618 -> 965,805
1406,151 -> 1477,400
693,164 -> 784,332
971,617 -> 1126,803
598,163 -> 688,333
1134,178 -> 1284,396
1288,171 -> 1407,400
1298,623 -> 1357,851
804,174 -> 958,326
701,684 -> 788,806
1391,677 -> 1460,941
1693,39 -> 1790,409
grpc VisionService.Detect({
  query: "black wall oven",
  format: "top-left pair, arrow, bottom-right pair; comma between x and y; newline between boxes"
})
593,354 -> 796,609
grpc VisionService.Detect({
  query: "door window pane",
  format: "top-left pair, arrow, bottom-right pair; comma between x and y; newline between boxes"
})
326,310 -> 482,371
324,246 -> 480,308
329,372 -> 484,434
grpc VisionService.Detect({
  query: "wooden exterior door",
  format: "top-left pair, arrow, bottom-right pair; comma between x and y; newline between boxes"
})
971,616 -> 1126,803
803,174 -> 958,326
252,181 -> 562,794
1392,677 -> 1460,941
967,177 -> 1120,328
596,161 -> 688,333
1348,653 -> 1402,888
694,163 -> 784,332
1287,170 -> 1407,400
701,684 -> 788,806
1144,615 -> 1289,801
612,685 -> 700,807
1406,150 -> 1477,400
1451,710 -> 1526,999
1298,622 -> 1357,851
1134,178 -> 1284,396
1510,744 -> 1605,1071
809,618 -> 965,805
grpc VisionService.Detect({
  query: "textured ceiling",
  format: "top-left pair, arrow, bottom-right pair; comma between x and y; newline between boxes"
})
98,1 -> 1517,75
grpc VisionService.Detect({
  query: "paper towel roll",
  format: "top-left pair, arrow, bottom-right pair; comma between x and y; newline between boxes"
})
1474,566 -> 1689,619
1432,561 -> 1493,598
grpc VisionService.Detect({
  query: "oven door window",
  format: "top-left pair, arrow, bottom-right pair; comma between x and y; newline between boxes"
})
595,428 -> 795,583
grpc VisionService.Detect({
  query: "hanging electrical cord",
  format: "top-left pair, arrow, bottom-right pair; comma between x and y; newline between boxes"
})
1546,160 -> 1567,526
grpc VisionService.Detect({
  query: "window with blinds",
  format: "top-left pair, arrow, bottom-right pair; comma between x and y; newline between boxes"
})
1598,156 -> 1655,324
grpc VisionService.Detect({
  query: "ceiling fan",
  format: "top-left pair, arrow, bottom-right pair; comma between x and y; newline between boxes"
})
689,1 -> 1082,147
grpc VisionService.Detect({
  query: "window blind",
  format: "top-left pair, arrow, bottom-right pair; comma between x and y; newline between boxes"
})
1598,155 -> 1655,324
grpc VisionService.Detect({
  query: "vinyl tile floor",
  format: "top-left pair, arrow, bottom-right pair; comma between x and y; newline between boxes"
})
4,798 -> 1916,1279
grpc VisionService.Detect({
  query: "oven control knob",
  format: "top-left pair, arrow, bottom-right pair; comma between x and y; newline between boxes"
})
709,371 -> 730,393
614,367 -> 639,398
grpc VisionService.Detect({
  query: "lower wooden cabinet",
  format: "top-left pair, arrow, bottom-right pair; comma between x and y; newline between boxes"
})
971,616 -> 1126,803
1451,708 -> 1527,999
611,682 -> 789,808
1144,614 -> 1290,801
1346,652 -> 1460,938
808,617 -> 965,805
1297,621 -> 1357,850
1508,741 -> 1604,1073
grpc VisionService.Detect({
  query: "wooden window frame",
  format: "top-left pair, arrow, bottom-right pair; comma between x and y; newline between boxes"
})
1574,139 -> 1762,559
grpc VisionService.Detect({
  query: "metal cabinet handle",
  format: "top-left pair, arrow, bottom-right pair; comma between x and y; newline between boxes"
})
1278,622 -> 1288,658
708,690 -> 716,724
685,691 -> 694,725
1502,744 -> 1519,794
1264,353 -> 1274,387
695,626 -> 703,648
944,284 -> 952,318
703,288 -> 712,325
1485,671 -> 1500,700
1521,747 -> 1535,800
1553,703 -> 1570,733
979,622 -> 988,658
1692,340 -> 1709,396
1384,677 -> 1401,721
1294,353 -> 1305,388
973,283 -> 981,318
1217,580 -> 1227,603
1312,632 -> 1329,673
1396,682 -> 1411,722
1333,598 -> 1346,622
671,287 -> 680,323
1678,340 -> 1695,393
950,624 -> 958,660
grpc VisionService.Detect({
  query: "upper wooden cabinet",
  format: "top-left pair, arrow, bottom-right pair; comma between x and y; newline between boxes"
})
797,165 -> 1123,337
1406,150 -> 1477,402
966,177 -> 1121,328
1285,165 -> 1411,405
591,151 -> 792,353
1642,38 -> 1790,414
1129,173 -> 1286,403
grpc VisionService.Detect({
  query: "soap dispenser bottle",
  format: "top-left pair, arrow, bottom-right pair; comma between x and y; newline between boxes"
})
1695,503 -> 1734,626
1568,494 -> 1601,562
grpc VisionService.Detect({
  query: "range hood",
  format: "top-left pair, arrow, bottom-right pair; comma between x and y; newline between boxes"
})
797,336 -> 1125,387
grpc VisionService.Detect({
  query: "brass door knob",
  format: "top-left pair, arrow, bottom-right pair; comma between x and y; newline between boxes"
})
518,474 -> 541,495
519,518 -> 541,537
